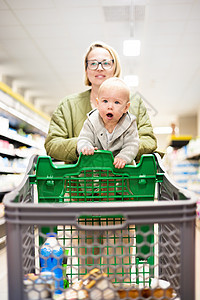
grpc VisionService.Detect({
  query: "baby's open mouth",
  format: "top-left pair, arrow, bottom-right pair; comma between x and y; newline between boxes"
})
106,113 -> 113,118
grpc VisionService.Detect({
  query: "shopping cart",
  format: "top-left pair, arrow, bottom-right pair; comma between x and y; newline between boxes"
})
3,150 -> 197,300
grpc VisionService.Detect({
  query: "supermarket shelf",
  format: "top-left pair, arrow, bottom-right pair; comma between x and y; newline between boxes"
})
0,148 -> 15,157
187,152 -> 200,160
0,81 -> 50,121
169,135 -> 192,148
0,130 -> 42,149
0,81 -> 50,135
0,166 -> 26,174
0,84 -> 47,206
165,137 -> 200,197
0,147 -> 32,158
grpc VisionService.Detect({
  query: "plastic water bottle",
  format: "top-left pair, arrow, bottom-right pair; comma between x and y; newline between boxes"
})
40,233 -> 64,294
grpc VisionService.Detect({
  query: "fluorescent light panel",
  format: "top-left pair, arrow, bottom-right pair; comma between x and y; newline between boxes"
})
153,127 -> 172,135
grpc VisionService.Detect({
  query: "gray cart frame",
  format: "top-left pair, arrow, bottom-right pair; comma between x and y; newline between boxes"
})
3,154 -> 197,300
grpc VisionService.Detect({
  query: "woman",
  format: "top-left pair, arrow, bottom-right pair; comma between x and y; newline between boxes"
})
44,41 -> 157,163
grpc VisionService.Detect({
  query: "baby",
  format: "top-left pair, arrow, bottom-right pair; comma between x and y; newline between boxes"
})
77,77 -> 139,168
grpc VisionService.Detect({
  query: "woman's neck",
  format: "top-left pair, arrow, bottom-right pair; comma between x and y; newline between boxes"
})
90,86 -> 99,108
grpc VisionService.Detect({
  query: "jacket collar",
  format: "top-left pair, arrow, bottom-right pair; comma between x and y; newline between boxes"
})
87,109 -> 136,145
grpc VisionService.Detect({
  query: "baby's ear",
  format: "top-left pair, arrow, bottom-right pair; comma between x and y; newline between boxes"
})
125,101 -> 130,112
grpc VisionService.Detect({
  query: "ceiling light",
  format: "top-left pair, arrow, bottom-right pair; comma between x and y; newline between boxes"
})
123,39 -> 141,56
153,127 -> 172,135
124,75 -> 139,87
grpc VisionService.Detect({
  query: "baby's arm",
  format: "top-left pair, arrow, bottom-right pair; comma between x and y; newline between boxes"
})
81,145 -> 98,155
113,157 -> 126,169
77,119 -> 97,155
114,121 -> 139,167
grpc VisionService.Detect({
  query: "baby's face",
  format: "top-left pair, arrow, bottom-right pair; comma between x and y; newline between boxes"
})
97,86 -> 130,128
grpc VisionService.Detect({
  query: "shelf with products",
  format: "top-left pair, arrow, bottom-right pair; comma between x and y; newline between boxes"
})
0,145 -> 44,175
0,81 -> 50,135
0,117 -> 46,175
0,128 -> 44,149
164,137 -> 200,197
0,147 -> 29,158
0,128 -> 46,155
0,124 -> 46,197
183,138 -> 200,160
168,134 -> 192,148
0,82 -> 50,200
0,172 -> 24,239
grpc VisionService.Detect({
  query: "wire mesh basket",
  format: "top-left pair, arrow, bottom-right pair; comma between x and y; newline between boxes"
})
3,152 -> 197,300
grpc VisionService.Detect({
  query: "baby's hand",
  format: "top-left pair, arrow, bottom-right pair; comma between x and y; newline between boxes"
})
81,146 -> 98,155
113,157 -> 126,169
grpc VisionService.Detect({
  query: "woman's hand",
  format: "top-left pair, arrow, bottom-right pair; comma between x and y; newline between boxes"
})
113,157 -> 126,169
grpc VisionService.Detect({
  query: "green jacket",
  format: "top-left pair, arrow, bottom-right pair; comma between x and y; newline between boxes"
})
44,89 -> 157,163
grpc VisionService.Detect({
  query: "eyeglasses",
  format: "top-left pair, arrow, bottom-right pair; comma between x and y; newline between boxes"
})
86,59 -> 114,70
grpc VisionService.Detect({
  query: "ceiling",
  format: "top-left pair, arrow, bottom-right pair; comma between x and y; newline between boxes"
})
0,0 -> 200,129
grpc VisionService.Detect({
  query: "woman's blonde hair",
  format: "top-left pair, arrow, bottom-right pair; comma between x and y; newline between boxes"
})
84,41 -> 121,86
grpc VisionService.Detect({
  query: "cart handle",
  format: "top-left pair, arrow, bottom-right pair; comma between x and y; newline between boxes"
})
75,213 -> 128,231
30,150 -> 162,180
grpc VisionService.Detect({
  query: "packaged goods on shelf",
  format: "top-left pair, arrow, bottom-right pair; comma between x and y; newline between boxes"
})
170,160 -> 200,192
0,86 -> 48,202
186,137 -> 200,158
0,116 -> 9,132
164,138 -> 200,197
0,174 -> 24,192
